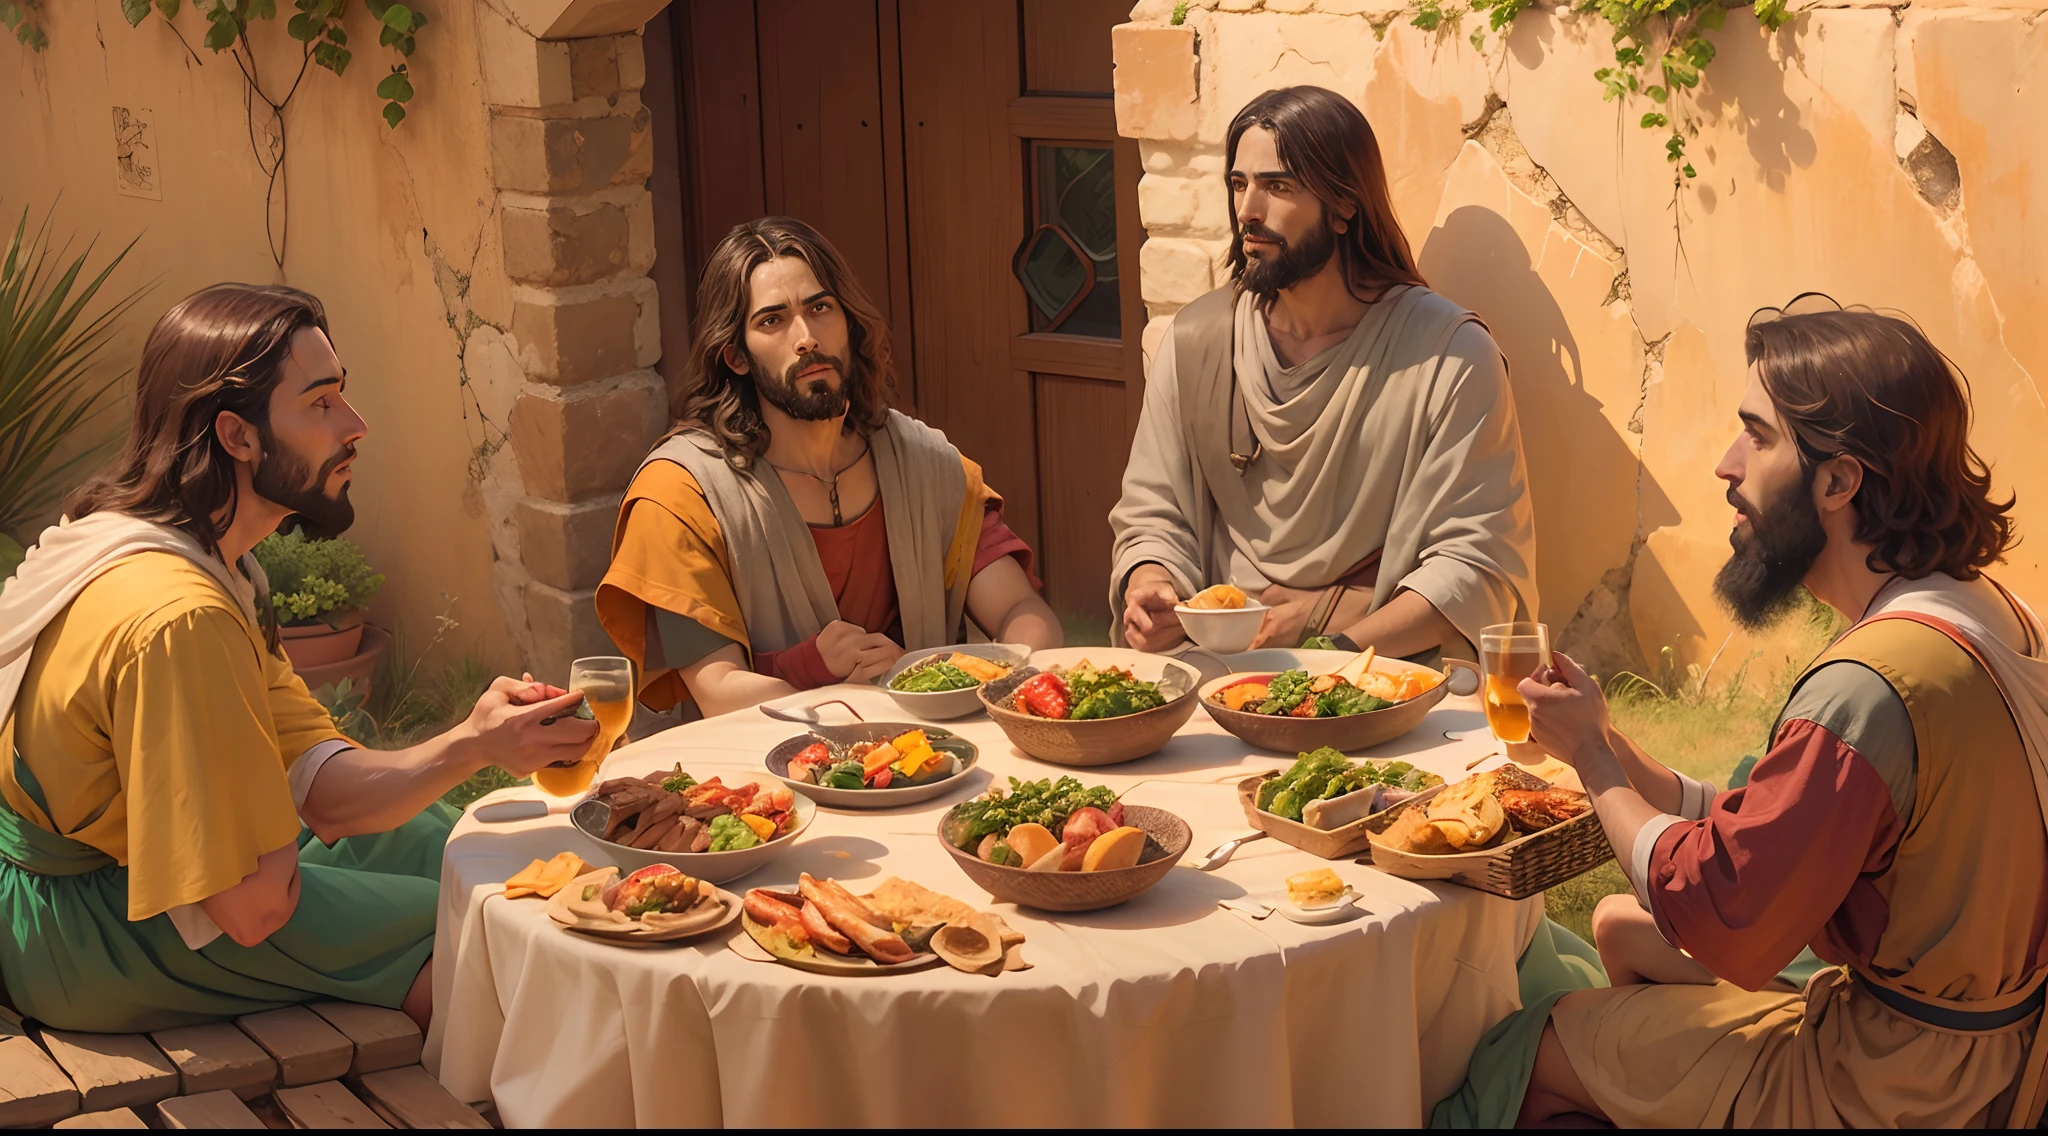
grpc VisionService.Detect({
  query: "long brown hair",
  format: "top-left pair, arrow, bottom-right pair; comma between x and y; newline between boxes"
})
66,283 -> 330,558
1746,308 -> 2016,579
1224,86 -> 1425,299
668,217 -> 896,469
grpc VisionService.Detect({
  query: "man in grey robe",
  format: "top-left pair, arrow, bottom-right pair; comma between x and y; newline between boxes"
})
1111,85 -> 1536,661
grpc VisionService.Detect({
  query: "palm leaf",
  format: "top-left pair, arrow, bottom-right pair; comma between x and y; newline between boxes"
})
0,205 -> 147,537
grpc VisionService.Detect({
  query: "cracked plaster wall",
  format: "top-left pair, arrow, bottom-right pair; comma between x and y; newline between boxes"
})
0,0 -> 520,671
1119,0 -> 2048,686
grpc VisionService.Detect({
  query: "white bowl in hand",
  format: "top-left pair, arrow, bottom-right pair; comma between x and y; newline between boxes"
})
1173,602 -> 1270,654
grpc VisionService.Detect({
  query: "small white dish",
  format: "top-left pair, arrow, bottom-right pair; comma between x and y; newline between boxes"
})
1276,887 -> 1363,924
1174,602 -> 1271,654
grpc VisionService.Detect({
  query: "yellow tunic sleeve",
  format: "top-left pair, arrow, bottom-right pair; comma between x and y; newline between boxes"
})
596,460 -> 748,711
111,608 -> 305,922
944,455 -> 1000,592
266,649 -> 354,760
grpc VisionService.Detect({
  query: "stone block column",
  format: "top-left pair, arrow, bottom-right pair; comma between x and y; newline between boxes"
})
480,16 -> 668,679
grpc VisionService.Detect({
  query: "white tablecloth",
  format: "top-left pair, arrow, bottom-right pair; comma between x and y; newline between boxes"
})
423,684 -> 1542,1127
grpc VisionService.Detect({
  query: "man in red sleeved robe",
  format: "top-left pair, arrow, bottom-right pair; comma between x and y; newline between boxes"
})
1502,300 -> 2048,1126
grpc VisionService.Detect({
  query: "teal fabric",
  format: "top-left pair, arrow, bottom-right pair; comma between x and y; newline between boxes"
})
0,767 -> 452,1034
1431,917 -> 1608,1127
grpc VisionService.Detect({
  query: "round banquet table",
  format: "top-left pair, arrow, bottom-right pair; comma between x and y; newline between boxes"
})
423,678 -> 1548,1128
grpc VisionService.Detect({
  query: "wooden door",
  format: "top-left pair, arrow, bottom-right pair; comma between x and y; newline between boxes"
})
650,0 -> 1143,630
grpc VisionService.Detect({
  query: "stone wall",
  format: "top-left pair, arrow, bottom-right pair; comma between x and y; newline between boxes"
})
1115,0 -> 2048,685
0,1 -> 669,681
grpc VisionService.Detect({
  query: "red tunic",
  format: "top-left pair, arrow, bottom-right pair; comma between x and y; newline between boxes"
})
753,500 -> 1037,690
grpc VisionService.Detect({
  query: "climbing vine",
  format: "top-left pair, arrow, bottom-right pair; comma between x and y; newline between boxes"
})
5,2 -> 431,269
1425,0 -> 1792,179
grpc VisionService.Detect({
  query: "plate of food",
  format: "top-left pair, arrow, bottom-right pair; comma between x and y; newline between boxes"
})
938,776 -> 1191,911
545,864 -> 742,947
877,644 -> 1029,720
738,874 -> 947,975
1172,583 -> 1271,654
570,765 -> 815,884
1363,765 -> 1611,898
1200,647 -> 1451,753
1237,748 -> 1447,859
1275,867 -> 1363,924
979,648 -> 1201,766
766,724 -> 979,808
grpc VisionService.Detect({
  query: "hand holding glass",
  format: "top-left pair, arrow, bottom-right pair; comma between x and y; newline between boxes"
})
1479,622 -> 1551,745
532,656 -> 634,798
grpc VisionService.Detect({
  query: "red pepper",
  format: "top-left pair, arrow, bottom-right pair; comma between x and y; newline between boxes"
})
1017,673 -> 1072,719
868,765 -> 893,789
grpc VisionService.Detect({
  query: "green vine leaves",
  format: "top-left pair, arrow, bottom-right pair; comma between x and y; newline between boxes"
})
1419,0 -> 1793,181
8,0 -> 424,130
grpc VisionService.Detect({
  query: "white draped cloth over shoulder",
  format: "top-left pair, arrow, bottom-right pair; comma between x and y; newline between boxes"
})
1108,285 -> 1537,650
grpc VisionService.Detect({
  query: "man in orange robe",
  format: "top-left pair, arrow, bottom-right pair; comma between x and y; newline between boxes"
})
598,218 -> 1061,717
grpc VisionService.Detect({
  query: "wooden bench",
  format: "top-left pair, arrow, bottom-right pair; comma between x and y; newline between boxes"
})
0,1003 -> 493,1129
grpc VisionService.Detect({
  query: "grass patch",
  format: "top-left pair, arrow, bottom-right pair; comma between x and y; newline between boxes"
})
1541,599 -> 1844,943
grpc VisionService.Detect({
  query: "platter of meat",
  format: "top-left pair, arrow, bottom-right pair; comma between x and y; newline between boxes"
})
570,764 -> 816,884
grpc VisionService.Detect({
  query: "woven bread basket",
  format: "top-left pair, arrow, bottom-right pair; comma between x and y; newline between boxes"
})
1359,778 -> 1615,899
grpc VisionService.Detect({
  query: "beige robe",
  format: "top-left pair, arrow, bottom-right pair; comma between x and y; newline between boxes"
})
1107,285 -> 1536,650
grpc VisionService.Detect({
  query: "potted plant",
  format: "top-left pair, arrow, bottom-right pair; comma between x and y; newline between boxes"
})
253,529 -> 390,692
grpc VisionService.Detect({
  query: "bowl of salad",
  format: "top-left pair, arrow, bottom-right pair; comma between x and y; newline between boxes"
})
977,648 -> 1202,766
765,724 -> 980,808
1199,649 -> 1451,753
938,776 -> 1191,911
876,644 -> 1028,720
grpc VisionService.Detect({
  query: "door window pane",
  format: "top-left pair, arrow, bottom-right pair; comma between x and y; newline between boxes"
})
1017,142 -> 1120,338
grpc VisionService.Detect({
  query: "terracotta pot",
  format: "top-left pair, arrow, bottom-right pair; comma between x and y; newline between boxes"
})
294,624 -> 391,702
280,611 -> 366,670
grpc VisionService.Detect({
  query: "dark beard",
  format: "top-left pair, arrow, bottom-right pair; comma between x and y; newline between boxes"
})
1712,477 -> 1828,630
1238,216 -> 1338,299
253,424 -> 356,539
754,351 -> 850,421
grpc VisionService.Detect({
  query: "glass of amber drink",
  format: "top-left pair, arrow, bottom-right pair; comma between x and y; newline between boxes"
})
533,656 -> 634,799
1478,623 -> 1551,745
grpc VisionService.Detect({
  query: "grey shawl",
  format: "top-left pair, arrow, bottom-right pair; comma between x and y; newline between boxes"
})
641,409 -> 971,654
1107,284 -> 1537,650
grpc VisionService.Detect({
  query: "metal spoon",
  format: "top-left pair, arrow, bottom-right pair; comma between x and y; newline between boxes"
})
758,699 -> 871,745
1190,830 -> 1268,871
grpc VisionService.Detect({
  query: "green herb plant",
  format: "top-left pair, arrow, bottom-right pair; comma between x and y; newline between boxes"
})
0,207 -> 144,543
254,528 -> 385,629
1424,0 -> 1793,180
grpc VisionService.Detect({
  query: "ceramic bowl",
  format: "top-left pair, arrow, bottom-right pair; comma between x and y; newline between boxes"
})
874,643 -> 1030,721
1172,602 -> 1270,654
938,803 -> 1191,912
570,790 -> 816,885
1198,657 -> 1453,754
978,648 -> 1202,766
764,723 -> 979,808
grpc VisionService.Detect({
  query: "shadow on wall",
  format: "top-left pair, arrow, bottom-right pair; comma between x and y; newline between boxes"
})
1418,204 -> 1690,675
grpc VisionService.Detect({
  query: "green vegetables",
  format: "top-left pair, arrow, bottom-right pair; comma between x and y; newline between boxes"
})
1257,670 -> 1314,716
1256,748 -> 1441,822
819,761 -> 867,791
659,765 -> 696,794
946,776 -> 1118,850
1065,662 -> 1166,720
890,661 -> 980,693
706,815 -> 761,852
988,839 -> 1022,867
1315,684 -> 1393,718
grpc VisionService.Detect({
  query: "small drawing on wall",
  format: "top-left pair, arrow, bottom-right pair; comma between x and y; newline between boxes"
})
112,106 -> 161,201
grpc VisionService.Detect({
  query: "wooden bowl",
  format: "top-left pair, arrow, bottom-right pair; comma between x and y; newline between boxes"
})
1197,660 -> 1451,754
977,651 -> 1202,766
938,804 -> 1192,912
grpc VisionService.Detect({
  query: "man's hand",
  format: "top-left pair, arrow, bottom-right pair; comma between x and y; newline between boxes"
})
460,677 -> 598,778
1249,584 -> 1320,649
817,620 -> 903,683
1121,564 -> 1185,652
1518,652 -> 1612,768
